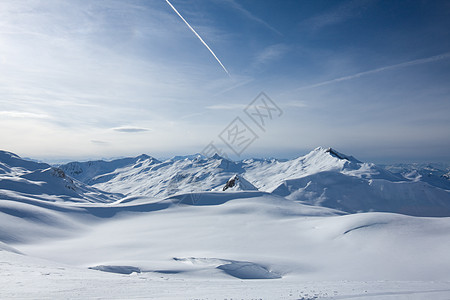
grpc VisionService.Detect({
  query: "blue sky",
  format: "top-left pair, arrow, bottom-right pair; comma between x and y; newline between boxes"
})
0,0 -> 449,163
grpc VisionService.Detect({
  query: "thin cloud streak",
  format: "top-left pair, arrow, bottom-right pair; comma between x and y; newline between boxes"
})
91,140 -> 109,145
165,0 -> 230,76
223,0 -> 282,35
0,111 -> 50,119
284,101 -> 308,108
305,0 -> 374,31
214,77 -> 254,96
112,126 -> 150,133
206,104 -> 246,110
297,52 -> 450,90
252,43 -> 289,69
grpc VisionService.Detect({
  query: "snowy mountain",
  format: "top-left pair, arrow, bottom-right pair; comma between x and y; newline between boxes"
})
382,162 -> 450,190
58,146 -> 450,217
2,148 -> 450,298
60,153 -> 245,198
213,174 -> 258,191
265,148 -> 450,216
0,150 -> 121,204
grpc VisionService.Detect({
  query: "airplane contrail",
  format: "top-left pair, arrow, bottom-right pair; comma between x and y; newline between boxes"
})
297,52 -> 450,90
165,0 -> 230,76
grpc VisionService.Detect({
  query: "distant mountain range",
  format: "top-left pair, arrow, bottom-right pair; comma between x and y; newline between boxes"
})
1,147 -> 449,216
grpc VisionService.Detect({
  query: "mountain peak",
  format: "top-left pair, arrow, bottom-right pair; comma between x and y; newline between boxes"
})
211,153 -> 227,160
0,150 -> 21,160
169,153 -> 205,161
220,174 -> 257,192
0,150 -> 50,171
134,154 -> 161,164
135,154 -> 152,161
312,147 -> 361,163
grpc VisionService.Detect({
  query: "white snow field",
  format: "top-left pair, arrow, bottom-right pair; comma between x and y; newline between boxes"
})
1,148 -> 450,299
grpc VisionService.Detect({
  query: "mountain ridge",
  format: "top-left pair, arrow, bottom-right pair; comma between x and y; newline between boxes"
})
1,147 -> 450,216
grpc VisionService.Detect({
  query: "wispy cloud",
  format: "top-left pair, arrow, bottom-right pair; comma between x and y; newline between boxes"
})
214,77 -> 255,96
221,0 -> 282,35
0,0 -> 240,158
0,111 -> 50,119
206,104 -> 246,110
283,101 -> 308,108
304,0 -> 374,31
91,140 -> 109,145
165,0 -> 230,76
112,126 -> 150,133
297,52 -> 450,90
252,43 -> 289,69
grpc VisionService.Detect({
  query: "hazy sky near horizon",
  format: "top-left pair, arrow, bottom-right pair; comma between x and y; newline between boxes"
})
1,0 -> 449,163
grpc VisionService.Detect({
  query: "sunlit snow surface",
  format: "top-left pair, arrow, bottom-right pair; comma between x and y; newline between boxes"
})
1,148 -> 450,299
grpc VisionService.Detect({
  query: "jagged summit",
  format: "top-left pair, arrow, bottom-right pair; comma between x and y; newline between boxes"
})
136,154 -> 151,160
311,147 -> 361,163
211,153 -> 227,160
169,153 -> 205,161
217,174 -> 257,192
131,154 -> 160,163
324,147 -> 361,163
134,154 -> 160,165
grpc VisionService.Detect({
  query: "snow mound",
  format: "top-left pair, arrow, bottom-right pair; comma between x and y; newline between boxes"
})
217,261 -> 281,279
89,265 -> 141,274
271,169 -> 450,217
2,186 -> 450,287
173,257 -> 280,279
0,241 -> 23,254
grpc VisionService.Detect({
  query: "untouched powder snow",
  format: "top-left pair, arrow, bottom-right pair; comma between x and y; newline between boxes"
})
1,148 -> 450,298
3,250 -> 450,299
2,189 -> 450,298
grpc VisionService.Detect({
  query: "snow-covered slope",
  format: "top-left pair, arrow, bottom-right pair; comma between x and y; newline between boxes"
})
3,147 -> 450,215
2,248 -> 450,299
58,147 -> 450,217
0,150 -> 49,173
61,153 -> 246,198
2,189 -> 450,298
243,147 -> 403,191
0,150 -> 121,204
59,154 -> 160,184
266,148 -> 450,216
383,162 -> 450,190
272,172 -> 450,216
2,148 -> 450,298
